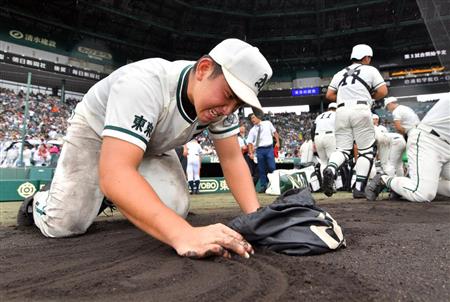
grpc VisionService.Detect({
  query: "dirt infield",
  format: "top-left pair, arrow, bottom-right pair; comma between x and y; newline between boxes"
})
1,195 -> 449,302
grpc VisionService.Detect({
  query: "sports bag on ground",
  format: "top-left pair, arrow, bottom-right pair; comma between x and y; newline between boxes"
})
228,188 -> 346,256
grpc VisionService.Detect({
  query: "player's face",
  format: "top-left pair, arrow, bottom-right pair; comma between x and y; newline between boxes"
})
250,114 -> 260,125
194,73 -> 243,123
386,103 -> 395,112
373,118 -> 379,126
239,125 -> 246,135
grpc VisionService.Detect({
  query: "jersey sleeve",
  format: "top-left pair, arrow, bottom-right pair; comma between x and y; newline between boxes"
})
392,108 -> 402,121
208,113 -> 240,140
102,74 -> 163,151
370,67 -> 386,90
328,73 -> 341,91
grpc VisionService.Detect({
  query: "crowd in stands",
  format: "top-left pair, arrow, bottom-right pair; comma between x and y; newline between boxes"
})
0,86 -> 436,168
0,87 -> 79,167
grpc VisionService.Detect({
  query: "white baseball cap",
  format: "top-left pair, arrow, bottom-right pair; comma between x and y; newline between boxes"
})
372,114 -> 379,119
328,102 -> 337,109
384,96 -> 398,108
350,44 -> 373,60
209,39 -> 272,116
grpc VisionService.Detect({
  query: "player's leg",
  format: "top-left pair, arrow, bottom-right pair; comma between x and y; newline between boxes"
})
378,142 -> 393,176
351,109 -> 376,196
139,150 -> 190,217
31,114 -> 104,237
379,130 -> 442,202
192,159 -> 201,194
437,161 -> 450,197
390,136 -> 406,177
323,108 -> 352,196
186,159 -> 195,194
315,137 -> 328,177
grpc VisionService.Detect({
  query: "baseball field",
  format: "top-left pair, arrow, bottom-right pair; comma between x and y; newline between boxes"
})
1,192 -> 449,302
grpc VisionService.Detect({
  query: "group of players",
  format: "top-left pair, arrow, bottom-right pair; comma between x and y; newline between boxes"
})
17,38 -> 449,259
313,44 -> 450,203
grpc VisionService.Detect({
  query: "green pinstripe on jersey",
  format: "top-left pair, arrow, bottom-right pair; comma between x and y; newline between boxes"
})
209,124 -> 239,135
104,125 -> 148,145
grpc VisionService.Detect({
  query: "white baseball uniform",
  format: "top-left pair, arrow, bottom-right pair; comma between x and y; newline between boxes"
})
314,110 -> 336,176
185,140 -> 202,182
375,125 -> 406,177
392,104 -> 420,134
32,59 -> 239,238
382,93 -> 450,202
327,63 -> 385,191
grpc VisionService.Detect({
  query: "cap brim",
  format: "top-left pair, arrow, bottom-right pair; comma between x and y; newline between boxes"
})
222,68 -> 264,116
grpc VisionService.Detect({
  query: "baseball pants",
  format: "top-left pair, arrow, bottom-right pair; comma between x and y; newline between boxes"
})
186,157 -> 200,181
314,132 -> 336,176
33,113 -> 190,238
328,105 -> 375,190
383,128 -> 450,202
378,134 -> 406,177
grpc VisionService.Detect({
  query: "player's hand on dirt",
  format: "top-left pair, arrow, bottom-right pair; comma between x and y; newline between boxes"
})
175,223 -> 254,259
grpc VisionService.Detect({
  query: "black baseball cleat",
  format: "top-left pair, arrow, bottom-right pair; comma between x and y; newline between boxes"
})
352,189 -> 366,199
17,195 -> 35,227
365,174 -> 386,201
322,168 -> 335,197
98,197 -> 117,216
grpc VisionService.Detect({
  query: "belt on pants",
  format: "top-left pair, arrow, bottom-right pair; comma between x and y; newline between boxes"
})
315,131 -> 333,135
337,100 -> 368,108
257,145 -> 272,149
417,125 -> 450,145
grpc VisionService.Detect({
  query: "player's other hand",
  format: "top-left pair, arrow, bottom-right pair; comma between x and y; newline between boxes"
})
174,223 -> 254,259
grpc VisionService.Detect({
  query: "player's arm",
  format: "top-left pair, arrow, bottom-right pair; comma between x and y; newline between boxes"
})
325,88 -> 337,102
99,136 -> 253,258
214,135 -> 260,214
371,84 -> 388,100
393,120 -> 406,135
246,128 -> 256,159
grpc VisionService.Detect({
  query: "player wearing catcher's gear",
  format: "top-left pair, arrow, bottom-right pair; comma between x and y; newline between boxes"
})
366,93 -> 450,202
384,97 -> 420,136
183,138 -> 202,194
313,102 -> 337,178
322,44 -> 388,198
17,39 -> 273,259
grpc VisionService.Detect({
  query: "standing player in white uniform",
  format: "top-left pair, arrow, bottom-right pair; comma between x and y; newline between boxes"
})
322,44 -> 388,198
384,97 -> 420,136
184,138 -> 203,194
17,39 -> 273,259
313,102 -> 337,177
373,114 -> 406,177
366,93 -> 450,202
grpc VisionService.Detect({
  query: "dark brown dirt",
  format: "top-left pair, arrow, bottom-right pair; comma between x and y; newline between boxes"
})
1,200 -> 449,302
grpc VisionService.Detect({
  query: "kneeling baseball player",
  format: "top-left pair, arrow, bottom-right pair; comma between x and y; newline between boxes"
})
17,39 -> 273,259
